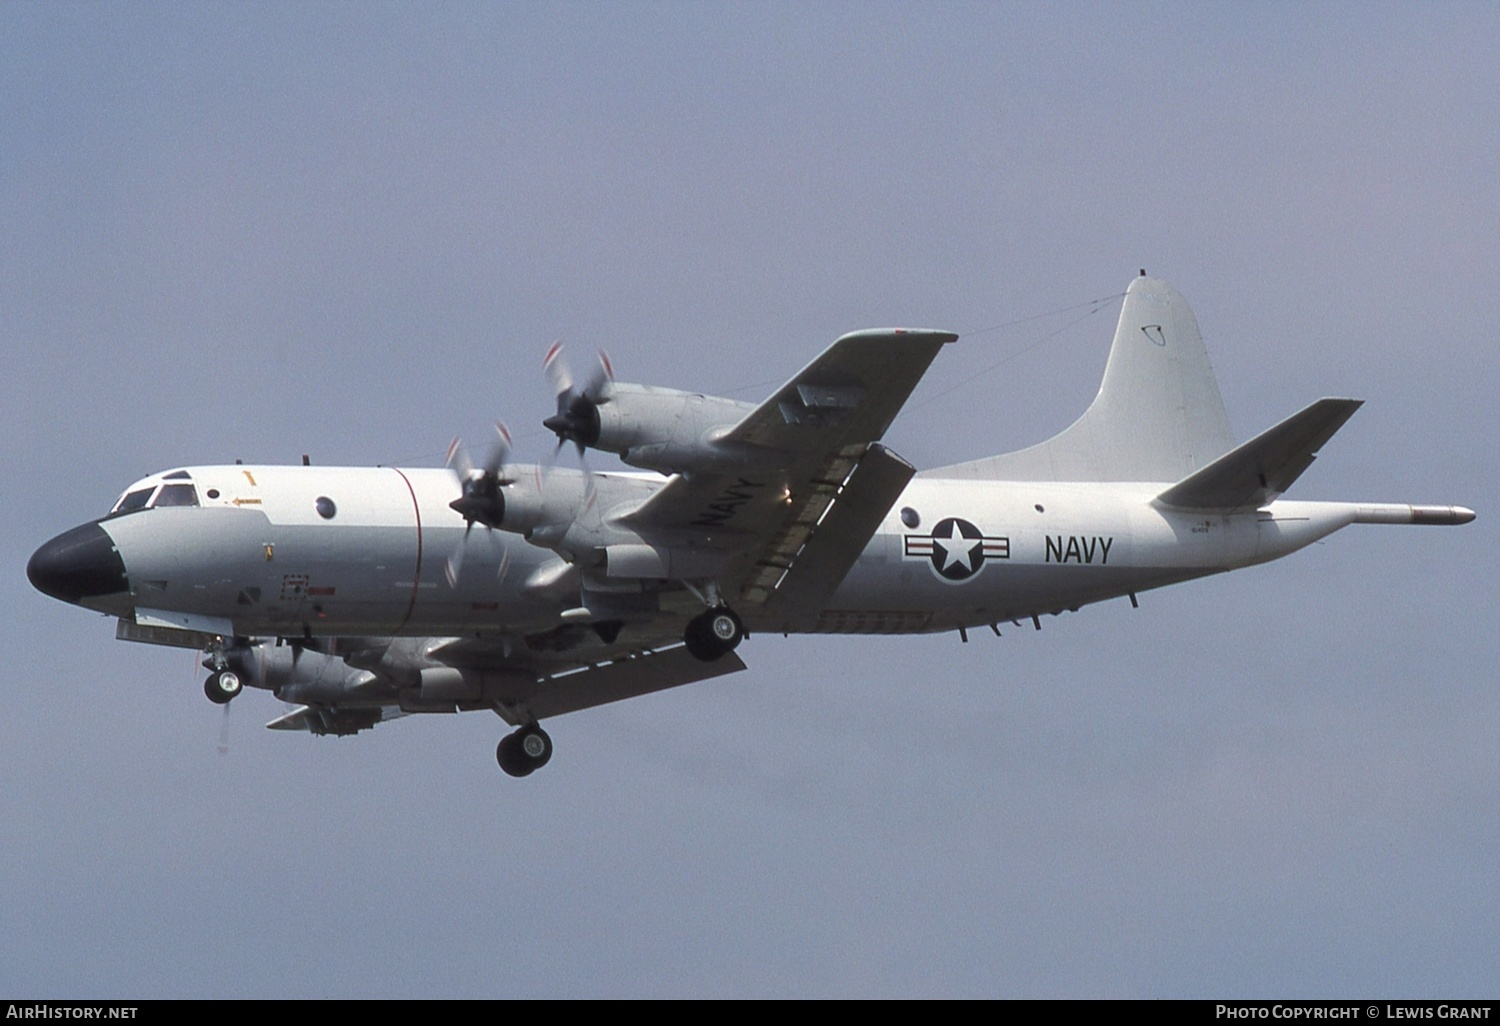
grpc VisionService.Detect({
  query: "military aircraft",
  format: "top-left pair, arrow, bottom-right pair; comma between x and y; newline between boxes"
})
28,274 -> 1474,777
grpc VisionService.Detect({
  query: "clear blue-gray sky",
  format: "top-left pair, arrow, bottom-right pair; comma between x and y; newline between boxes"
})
3,1 -> 1494,998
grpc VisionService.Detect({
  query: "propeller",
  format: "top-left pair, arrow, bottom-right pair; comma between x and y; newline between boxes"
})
541,342 -> 612,510
444,423 -> 514,587
542,341 -> 613,455
445,529 -> 511,589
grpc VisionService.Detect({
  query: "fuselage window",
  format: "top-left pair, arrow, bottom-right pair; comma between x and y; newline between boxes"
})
152,483 -> 200,508
111,488 -> 154,516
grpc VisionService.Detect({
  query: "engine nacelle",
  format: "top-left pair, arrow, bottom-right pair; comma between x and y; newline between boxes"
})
586,384 -> 761,475
492,480 -> 548,536
602,541 -> 729,580
225,640 -> 381,704
452,473 -> 580,542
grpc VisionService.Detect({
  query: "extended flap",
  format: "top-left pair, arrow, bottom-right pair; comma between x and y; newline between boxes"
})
754,443 -> 915,615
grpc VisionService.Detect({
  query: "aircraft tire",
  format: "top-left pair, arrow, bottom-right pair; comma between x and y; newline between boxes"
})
497,725 -> 552,777
204,670 -> 241,705
496,734 -> 530,776
683,606 -> 743,662
518,724 -> 552,770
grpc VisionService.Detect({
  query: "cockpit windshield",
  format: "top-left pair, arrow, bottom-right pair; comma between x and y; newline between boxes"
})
153,483 -> 199,507
108,475 -> 200,516
111,489 -> 154,516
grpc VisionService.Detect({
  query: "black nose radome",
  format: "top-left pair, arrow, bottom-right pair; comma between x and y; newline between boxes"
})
27,522 -> 129,605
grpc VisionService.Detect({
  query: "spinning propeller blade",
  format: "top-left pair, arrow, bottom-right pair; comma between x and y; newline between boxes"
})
542,342 -> 613,452
541,343 -> 607,505
443,422 -> 513,586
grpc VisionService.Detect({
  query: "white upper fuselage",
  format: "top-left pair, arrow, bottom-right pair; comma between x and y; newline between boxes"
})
82,461 -> 1371,642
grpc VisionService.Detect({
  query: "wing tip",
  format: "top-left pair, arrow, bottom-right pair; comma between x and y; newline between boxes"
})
835,328 -> 958,346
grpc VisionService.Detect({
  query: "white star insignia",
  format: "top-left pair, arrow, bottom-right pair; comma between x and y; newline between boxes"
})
931,520 -> 981,574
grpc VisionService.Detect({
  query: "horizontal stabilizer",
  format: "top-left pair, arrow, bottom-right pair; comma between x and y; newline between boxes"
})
1156,398 -> 1363,511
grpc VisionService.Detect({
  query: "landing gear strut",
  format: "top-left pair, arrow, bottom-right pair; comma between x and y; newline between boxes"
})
497,723 -> 552,777
683,605 -> 744,662
204,670 -> 242,705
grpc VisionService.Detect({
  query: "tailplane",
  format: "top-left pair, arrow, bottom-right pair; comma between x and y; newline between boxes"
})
1156,397 -> 1363,511
931,274 -> 1236,482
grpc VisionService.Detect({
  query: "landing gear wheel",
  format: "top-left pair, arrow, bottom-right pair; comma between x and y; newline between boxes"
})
684,606 -> 744,662
496,724 -> 553,778
204,670 -> 241,705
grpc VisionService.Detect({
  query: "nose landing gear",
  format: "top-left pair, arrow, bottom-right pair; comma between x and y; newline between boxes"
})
204,669 -> 242,704
201,641 -> 247,705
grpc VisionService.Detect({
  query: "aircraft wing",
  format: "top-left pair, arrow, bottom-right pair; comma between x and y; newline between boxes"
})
418,636 -> 751,724
261,634 -> 746,734
719,328 -> 958,454
621,328 -> 954,608
481,644 -> 747,724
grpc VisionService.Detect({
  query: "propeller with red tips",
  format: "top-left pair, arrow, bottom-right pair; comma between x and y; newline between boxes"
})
541,342 -> 610,504
542,342 -> 613,456
444,422 -> 514,587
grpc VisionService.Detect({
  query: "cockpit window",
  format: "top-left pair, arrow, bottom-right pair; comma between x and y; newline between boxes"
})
152,483 -> 199,507
111,488 -> 154,516
163,470 -> 190,480
108,479 -> 201,516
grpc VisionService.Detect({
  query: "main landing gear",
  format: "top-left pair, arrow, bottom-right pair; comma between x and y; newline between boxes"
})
497,723 -> 553,778
683,605 -> 744,662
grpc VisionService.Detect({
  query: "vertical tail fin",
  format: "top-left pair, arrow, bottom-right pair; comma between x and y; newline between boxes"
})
931,275 -> 1236,482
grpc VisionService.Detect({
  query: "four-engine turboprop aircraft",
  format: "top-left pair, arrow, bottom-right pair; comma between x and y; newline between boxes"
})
28,274 -> 1474,777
